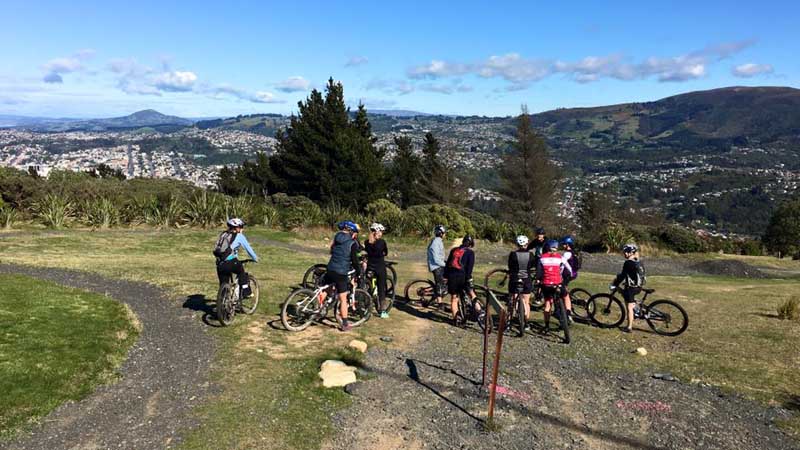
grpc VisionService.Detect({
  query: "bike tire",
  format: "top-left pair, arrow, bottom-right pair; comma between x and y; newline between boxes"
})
301,263 -> 327,289
216,283 -> 236,326
281,288 -> 320,332
388,264 -> 398,286
484,268 -> 509,292
531,285 -> 545,309
646,299 -> 689,336
472,286 -> 493,333
569,287 -> 591,322
456,294 -> 470,327
587,293 -> 625,328
402,279 -> 435,306
335,288 -> 372,328
382,277 -> 397,313
557,297 -> 571,344
240,276 -> 259,314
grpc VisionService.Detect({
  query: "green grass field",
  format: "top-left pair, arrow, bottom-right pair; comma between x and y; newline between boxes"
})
0,228 -> 798,444
0,274 -> 139,438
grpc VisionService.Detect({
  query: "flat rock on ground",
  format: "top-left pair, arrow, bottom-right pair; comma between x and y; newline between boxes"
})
0,264 -> 215,450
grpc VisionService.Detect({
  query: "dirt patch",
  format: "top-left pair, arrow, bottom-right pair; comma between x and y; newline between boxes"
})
690,260 -> 768,279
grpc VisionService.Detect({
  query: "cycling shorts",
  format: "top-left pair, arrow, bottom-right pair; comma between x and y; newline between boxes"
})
541,284 -> 566,301
324,271 -> 351,293
509,277 -> 533,294
622,287 -> 642,304
447,274 -> 466,295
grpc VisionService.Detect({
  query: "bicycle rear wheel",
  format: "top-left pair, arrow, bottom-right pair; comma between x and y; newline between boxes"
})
569,287 -> 591,322
335,288 -> 372,328
588,293 -> 625,328
301,263 -> 327,288
383,277 -> 397,313
280,288 -> 320,332
456,294 -> 470,327
216,283 -> 236,326
402,279 -> 435,306
472,286 -> 493,333
646,300 -> 689,336
556,297 -> 571,344
531,285 -> 545,309
484,269 -> 509,292
515,296 -> 526,337
240,276 -> 259,314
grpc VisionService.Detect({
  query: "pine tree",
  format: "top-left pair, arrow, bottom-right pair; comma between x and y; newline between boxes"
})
389,136 -> 422,207
577,190 -> 615,241
499,105 -> 558,227
417,132 -> 464,205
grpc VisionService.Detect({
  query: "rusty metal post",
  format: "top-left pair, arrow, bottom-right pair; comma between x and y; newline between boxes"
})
487,309 -> 506,422
482,304 -> 490,386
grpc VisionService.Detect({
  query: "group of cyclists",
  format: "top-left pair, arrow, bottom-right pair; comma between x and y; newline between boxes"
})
214,218 -> 646,334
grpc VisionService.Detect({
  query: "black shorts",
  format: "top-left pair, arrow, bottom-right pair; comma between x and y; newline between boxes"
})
323,271 -> 351,293
541,284 -> 566,301
622,287 -> 642,304
447,274 -> 466,295
509,278 -> 533,294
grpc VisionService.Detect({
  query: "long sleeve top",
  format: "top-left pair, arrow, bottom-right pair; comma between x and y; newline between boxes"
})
427,237 -> 446,271
364,239 -> 388,267
613,259 -> 640,288
445,246 -> 475,280
226,233 -> 258,262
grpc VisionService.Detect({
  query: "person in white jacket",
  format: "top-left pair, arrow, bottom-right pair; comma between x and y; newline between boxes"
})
427,225 -> 447,303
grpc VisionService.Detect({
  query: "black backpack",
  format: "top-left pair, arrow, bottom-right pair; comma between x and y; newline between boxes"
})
213,231 -> 236,262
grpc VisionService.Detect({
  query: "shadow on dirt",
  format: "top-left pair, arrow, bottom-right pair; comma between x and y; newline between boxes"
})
182,294 -> 222,327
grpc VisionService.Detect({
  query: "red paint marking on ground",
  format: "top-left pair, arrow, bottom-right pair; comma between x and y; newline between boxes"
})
489,384 -> 531,401
615,400 -> 672,413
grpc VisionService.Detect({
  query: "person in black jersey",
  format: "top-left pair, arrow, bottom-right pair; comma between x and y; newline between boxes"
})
365,222 -> 390,318
610,243 -> 645,333
508,235 -> 535,322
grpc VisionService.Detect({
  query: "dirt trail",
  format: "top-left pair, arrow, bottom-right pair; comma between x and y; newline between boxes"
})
0,265 -> 215,450
324,303 -> 798,450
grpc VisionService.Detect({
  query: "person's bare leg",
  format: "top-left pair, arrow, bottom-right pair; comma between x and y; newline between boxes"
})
450,294 -> 459,321
339,292 -> 349,321
522,293 -> 531,320
626,302 -> 635,331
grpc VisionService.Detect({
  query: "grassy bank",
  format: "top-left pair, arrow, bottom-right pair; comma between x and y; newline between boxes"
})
0,274 -> 139,437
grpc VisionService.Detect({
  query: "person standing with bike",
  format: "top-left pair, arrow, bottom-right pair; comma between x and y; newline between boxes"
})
610,243 -> 646,333
214,218 -> 259,298
508,235 -> 535,324
427,225 -> 447,305
536,239 -> 573,333
365,223 -> 390,318
445,235 -> 476,326
318,221 -> 362,331
527,227 -> 547,265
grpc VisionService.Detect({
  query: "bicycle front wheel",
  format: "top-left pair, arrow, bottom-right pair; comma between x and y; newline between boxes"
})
336,289 -> 372,328
569,288 -> 591,322
383,277 -> 397,313
301,263 -> 327,289
515,297 -> 526,337
646,300 -> 689,336
240,276 -> 259,314
484,269 -> 509,292
281,288 -> 320,332
588,294 -> 625,328
557,297 -> 571,344
216,283 -> 236,326
403,279 -> 435,306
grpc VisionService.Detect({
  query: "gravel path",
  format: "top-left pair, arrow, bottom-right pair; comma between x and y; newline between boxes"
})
325,306 -> 798,450
0,265 -> 215,450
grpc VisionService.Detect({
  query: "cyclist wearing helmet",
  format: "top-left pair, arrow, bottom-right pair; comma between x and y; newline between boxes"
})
365,223 -> 390,318
320,221 -> 362,331
611,243 -> 644,333
560,236 -> 579,309
214,218 -> 259,298
445,235 -> 477,326
536,239 -> 573,332
527,227 -> 548,264
427,225 -> 447,303
508,235 -> 534,322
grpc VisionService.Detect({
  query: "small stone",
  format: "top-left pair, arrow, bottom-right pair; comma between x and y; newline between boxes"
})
319,360 -> 358,388
344,382 -> 365,395
635,347 -> 648,356
348,339 -> 368,353
380,336 -> 393,342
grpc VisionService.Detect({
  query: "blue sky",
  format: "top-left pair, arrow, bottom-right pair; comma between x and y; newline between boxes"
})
1,0 -> 798,118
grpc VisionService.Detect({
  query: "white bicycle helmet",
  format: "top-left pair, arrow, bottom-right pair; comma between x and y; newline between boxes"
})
227,217 -> 245,228
515,235 -> 529,247
622,243 -> 638,254
370,222 -> 385,232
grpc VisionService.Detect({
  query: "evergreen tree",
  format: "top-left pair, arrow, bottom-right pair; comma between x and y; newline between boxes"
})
763,197 -> 800,257
269,78 -> 385,208
389,136 -> 422,207
577,190 -> 615,241
417,132 -> 464,205
498,105 -> 558,227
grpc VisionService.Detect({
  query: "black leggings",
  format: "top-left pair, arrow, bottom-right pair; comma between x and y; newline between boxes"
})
217,259 -> 250,292
368,263 -> 387,311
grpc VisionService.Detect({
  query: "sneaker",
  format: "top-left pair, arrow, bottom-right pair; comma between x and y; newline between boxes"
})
567,315 -> 574,324
379,312 -> 389,319
341,320 -> 352,332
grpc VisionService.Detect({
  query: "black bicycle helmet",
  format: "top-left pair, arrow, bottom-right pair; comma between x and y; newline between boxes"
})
462,235 -> 474,247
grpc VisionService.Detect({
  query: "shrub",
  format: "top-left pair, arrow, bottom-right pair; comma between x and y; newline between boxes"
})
321,202 -> 355,229
81,198 -> 120,229
35,194 -> 74,228
365,199 -> 402,231
658,225 -> 704,253
224,195 -> 253,223
274,195 -> 323,230
737,239 -> 765,256
403,204 -> 474,237
0,206 -> 17,229
152,195 -> 184,228
184,191 -> 224,228
602,222 -> 634,253
777,297 -> 799,321
258,204 -> 280,228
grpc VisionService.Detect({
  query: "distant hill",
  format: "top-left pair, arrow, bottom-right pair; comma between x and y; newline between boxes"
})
7,109 -> 194,132
531,86 -> 800,150
369,109 -> 433,117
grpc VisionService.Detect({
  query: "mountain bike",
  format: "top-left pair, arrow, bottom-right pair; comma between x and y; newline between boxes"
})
541,284 -> 570,344
402,277 -> 446,307
302,260 -> 397,289
453,284 -> 491,333
504,282 -> 528,337
485,268 -> 544,309
587,287 -> 689,336
361,267 -> 396,313
567,287 -> 592,322
216,259 -> 259,326
281,270 -> 372,332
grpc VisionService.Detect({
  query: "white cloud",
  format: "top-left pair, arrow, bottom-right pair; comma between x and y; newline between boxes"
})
345,56 -> 369,67
419,83 -> 454,94
732,63 -> 774,78
275,76 -> 311,93
365,78 -> 415,95
152,71 -> 198,92
407,60 -> 472,79
41,49 -> 95,83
